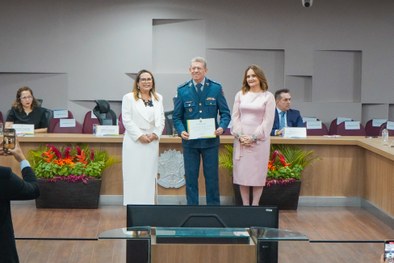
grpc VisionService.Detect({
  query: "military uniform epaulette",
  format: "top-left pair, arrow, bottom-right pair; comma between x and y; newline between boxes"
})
177,81 -> 190,90
207,79 -> 221,86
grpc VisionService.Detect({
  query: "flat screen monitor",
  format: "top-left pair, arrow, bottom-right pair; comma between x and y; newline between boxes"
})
126,205 -> 279,263
127,205 -> 278,228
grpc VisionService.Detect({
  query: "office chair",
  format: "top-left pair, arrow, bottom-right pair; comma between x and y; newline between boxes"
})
37,98 -> 43,107
93,100 -> 117,125
82,111 -> 100,134
222,128 -> 232,135
305,121 -> 329,136
48,110 -> 74,133
43,108 -> 53,129
163,111 -> 174,135
379,122 -> 394,136
0,111 -> 3,124
336,121 -> 366,136
118,113 -> 126,134
51,120 -> 83,133
329,117 -> 353,135
365,119 -> 387,137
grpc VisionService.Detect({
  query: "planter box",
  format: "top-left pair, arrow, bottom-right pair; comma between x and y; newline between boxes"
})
259,181 -> 301,210
233,181 -> 301,210
35,178 -> 102,209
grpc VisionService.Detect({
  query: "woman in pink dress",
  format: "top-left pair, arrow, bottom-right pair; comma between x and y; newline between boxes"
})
231,65 -> 275,206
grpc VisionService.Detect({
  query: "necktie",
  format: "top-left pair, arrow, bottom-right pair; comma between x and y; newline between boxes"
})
196,83 -> 202,96
279,111 -> 286,129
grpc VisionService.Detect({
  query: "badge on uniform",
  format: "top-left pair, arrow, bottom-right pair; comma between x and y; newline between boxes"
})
185,101 -> 194,112
206,97 -> 216,101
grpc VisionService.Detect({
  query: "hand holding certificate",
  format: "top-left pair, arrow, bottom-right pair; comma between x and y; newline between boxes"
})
187,118 -> 216,140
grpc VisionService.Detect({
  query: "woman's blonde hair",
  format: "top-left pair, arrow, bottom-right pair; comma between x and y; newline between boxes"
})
132,69 -> 159,101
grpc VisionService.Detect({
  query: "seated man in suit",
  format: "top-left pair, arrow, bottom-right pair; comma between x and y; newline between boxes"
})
271,89 -> 305,136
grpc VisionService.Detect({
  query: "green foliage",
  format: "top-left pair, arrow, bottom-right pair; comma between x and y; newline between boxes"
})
271,144 -> 318,169
27,144 -> 118,180
267,164 -> 303,180
218,144 -> 318,181
218,145 -> 234,170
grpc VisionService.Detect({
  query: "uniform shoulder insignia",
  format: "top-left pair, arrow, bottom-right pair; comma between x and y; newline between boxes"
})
207,79 -> 222,86
177,81 -> 190,89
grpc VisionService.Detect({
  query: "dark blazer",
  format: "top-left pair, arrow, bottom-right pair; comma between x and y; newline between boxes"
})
0,166 -> 40,263
173,78 -> 231,148
270,108 -> 305,136
6,107 -> 49,129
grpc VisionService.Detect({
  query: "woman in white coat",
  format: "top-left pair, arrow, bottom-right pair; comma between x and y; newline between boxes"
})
122,69 -> 165,205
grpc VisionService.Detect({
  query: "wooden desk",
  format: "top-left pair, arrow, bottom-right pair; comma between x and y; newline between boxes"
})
1,134 -> 393,216
151,242 -> 255,263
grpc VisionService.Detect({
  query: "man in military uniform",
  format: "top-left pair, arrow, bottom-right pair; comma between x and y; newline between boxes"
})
173,57 -> 231,205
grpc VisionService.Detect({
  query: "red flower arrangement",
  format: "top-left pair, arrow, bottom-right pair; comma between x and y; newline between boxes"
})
266,149 -> 303,187
28,144 -> 116,183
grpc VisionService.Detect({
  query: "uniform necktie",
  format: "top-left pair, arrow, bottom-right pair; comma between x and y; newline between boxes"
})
279,111 -> 286,129
196,83 -> 202,96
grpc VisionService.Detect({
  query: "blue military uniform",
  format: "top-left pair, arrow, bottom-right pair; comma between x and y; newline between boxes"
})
173,78 -> 231,205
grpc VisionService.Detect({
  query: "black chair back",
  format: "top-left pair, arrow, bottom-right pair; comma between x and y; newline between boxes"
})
163,111 -> 174,135
93,100 -> 117,125
43,108 -> 53,128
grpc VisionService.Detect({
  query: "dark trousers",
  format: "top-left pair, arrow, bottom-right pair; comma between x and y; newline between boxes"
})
183,146 -> 220,205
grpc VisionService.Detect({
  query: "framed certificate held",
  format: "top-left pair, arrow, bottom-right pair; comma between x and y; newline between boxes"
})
187,118 -> 216,140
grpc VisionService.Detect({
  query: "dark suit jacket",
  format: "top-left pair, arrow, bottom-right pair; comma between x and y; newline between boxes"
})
0,166 -> 40,263
173,78 -> 231,148
6,107 -> 49,129
270,108 -> 305,136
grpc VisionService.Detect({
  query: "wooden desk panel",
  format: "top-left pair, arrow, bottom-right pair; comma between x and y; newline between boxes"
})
299,144 -> 364,197
152,243 -> 256,263
1,134 -> 393,216
364,150 -> 394,215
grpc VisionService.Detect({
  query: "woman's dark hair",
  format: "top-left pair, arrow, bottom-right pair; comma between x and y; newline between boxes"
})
12,86 -> 40,111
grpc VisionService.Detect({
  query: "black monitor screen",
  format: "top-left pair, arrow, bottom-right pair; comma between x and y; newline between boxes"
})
127,205 -> 278,228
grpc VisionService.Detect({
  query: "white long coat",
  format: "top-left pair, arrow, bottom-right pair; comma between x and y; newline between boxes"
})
121,92 -> 165,205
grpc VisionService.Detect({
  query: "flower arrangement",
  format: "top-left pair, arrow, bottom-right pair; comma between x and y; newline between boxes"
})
219,144 -> 318,187
266,148 -> 304,187
28,144 -> 117,183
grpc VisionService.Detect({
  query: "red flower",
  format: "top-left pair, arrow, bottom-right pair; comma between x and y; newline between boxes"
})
270,150 -> 291,169
48,144 -> 62,159
64,147 -> 71,159
75,149 -> 88,164
90,148 -> 95,161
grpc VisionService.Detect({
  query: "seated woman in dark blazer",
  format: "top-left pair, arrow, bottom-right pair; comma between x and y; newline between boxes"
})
5,86 -> 49,133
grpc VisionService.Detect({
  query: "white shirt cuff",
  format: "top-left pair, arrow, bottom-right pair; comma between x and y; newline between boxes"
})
20,160 -> 31,170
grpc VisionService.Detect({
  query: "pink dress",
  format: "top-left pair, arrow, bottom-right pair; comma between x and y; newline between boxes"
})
231,90 -> 275,186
